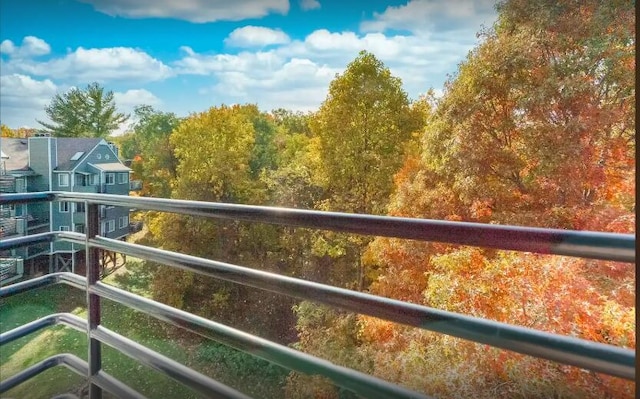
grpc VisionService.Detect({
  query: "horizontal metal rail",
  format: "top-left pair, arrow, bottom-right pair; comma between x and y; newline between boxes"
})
88,236 -> 635,380
91,280 -> 432,399
0,192 -> 636,398
3,192 -> 634,262
0,270 -> 85,297
0,231 -> 57,251
0,291 -> 255,399
0,353 -> 145,399
93,325 -> 252,399
0,273 -> 431,399
0,313 -> 86,345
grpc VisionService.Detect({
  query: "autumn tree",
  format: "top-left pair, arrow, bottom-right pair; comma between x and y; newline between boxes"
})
116,105 -> 182,198
358,0 -> 635,398
312,50 -> 421,215
147,104 -> 304,343
1,125 -> 36,138
286,52 -> 427,398
38,82 -> 128,138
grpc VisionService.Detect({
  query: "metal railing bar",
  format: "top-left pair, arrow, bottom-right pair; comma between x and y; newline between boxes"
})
92,325 -> 253,399
49,192 -> 635,262
0,313 -> 86,346
0,231 -> 57,251
0,272 -> 85,298
0,269 -> 424,399
92,281 -> 432,399
92,371 -> 148,399
0,353 -> 147,399
0,192 -> 54,206
86,202 -> 102,399
90,236 -> 635,381
0,354 -> 87,393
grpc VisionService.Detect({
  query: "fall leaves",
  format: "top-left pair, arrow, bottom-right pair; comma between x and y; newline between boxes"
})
122,0 -> 634,397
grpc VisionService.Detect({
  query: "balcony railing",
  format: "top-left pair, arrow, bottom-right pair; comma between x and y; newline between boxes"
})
0,216 -> 26,238
0,257 -> 23,284
0,176 -> 16,193
0,191 -> 635,398
129,180 -> 143,191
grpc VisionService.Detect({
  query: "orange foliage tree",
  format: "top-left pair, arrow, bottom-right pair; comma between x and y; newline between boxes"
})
358,0 -> 635,398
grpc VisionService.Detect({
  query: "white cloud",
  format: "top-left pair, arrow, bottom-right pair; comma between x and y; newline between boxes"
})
299,0 -> 320,11
225,26 -> 290,48
0,40 -> 16,54
111,89 -> 162,136
0,74 -> 58,128
361,0 -> 496,36
114,89 -> 161,109
0,36 -> 51,58
4,44 -> 173,83
173,23 -> 489,113
78,0 -> 289,23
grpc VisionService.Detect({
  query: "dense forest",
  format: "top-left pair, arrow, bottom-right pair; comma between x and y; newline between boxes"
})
3,0 -> 634,398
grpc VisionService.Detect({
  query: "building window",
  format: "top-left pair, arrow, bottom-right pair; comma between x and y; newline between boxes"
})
74,224 -> 85,233
58,174 -> 69,187
74,202 -> 86,213
90,174 -> 99,186
106,173 -> 115,185
59,202 -> 70,213
59,226 -> 70,232
119,216 -> 129,229
107,220 -> 115,232
117,173 -> 129,184
100,222 -> 106,236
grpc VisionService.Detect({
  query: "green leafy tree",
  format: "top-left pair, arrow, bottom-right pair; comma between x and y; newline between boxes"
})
117,105 -> 182,198
38,82 -> 128,138
312,50 -> 420,215
286,52 -> 426,398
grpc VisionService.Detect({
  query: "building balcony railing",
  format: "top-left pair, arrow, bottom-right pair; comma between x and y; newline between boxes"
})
0,176 -> 16,193
73,185 -> 100,194
129,180 -> 143,191
0,176 -> 26,194
0,191 -> 635,399
0,216 -> 27,238
0,257 -> 24,284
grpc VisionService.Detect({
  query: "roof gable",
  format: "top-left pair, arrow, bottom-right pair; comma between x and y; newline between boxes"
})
54,138 -> 103,170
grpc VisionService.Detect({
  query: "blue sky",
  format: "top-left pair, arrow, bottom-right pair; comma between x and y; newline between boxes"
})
0,0 -> 498,132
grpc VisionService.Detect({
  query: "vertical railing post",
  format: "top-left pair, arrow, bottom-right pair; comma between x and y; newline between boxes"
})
86,203 -> 102,399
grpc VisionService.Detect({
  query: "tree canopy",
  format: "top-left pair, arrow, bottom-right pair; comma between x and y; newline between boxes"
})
38,82 -> 128,138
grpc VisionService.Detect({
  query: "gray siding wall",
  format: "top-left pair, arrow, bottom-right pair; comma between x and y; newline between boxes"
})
28,138 -> 53,191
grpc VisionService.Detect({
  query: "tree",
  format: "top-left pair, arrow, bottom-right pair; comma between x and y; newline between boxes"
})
116,105 -> 182,198
38,82 -> 128,138
358,0 -> 635,397
308,50 -> 425,289
312,50 -> 421,215
286,52 -> 426,398
1,125 -> 36,138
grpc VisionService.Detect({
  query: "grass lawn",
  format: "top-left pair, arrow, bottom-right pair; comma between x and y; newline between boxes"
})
1,262 -> 287,399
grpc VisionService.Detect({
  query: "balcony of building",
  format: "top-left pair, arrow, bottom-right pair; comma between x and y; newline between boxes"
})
129,180 -> 143,191
0,191 -> 635,399
0,216 -> 27,239
0,257 -> 24,285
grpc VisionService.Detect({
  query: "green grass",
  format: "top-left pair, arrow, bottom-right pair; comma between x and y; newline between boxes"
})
1,262 -> 287,399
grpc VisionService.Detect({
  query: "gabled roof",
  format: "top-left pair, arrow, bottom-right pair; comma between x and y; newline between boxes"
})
55,138 -> 102,171
0,138 -> 30,172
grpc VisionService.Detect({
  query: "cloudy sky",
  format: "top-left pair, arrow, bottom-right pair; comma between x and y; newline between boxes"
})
0,0 -> 498,131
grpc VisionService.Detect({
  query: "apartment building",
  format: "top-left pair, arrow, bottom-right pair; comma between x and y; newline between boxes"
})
0,136 -> 138,281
